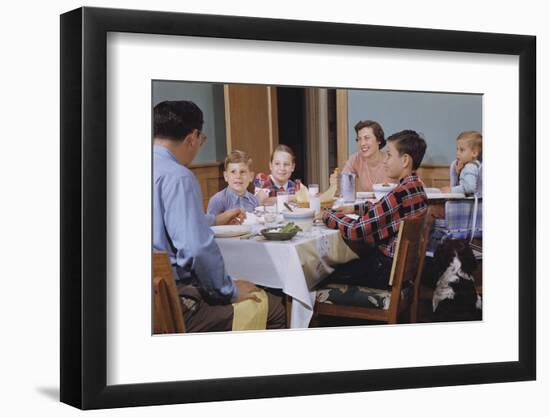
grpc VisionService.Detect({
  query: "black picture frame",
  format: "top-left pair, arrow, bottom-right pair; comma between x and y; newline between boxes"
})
60,6 -> 536,410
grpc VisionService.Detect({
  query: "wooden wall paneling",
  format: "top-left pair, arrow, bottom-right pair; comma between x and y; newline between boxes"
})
223,84 -> 278,175
336,89 -> 349,170
416,165 -> 450,188
189,162 -> 225,210
267,86 -> 279,156
305,88 -> 330,189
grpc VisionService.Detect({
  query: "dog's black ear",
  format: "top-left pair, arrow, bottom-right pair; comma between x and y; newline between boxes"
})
455,240 -> 477,274
432,239 -> 456,280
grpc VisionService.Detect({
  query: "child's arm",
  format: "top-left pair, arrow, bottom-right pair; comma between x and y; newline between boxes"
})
254,188 -> 270,204
322,194 -> 396,244
450,159 -> 462,187
451,163 -> 479,194
441,160 -> 463,192
207,193 -> 225,217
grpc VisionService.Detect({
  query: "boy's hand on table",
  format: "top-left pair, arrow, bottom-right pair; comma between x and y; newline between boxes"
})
216,208 -> 246,225
314,210 -> 326,222
440,186 -> 451,193
255,188 -> 270,204
333,205 -> 355,215
233,279 -> 261,303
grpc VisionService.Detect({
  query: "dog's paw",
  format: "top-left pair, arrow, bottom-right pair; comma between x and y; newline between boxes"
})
475,294 -> 482,310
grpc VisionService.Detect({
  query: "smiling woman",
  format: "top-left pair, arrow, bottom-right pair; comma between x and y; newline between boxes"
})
342,120 -> 392,191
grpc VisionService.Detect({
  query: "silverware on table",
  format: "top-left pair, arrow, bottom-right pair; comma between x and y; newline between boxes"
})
240,232 -> 260,240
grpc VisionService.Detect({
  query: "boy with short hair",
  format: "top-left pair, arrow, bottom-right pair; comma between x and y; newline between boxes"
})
208,150 -> 259,215
321,129 -> 428,289
435,131 -> 483,242
441,131 -> 482,195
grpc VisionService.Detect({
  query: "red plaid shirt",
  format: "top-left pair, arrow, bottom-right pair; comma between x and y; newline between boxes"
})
323,174 -> 427,257
254,173 -> 297,197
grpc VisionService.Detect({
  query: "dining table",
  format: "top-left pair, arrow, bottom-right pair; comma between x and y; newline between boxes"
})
348,189 -> 470,218
215,189 -> 470,328
215,220 -> 358,328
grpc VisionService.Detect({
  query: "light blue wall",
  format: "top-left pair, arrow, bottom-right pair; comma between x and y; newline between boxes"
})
152,81 -> 227,163
347,90 -> 482,165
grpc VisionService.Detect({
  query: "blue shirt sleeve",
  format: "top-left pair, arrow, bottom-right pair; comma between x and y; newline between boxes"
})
451,162 -> 479,195
161,175 -> 238,302
205,213 -> 216,226
207,190 -> 226,216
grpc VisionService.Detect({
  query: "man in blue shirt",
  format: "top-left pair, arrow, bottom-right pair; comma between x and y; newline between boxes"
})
153,100 -> 285,331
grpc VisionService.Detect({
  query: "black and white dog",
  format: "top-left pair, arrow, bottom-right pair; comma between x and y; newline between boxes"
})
431,239 -> 482,322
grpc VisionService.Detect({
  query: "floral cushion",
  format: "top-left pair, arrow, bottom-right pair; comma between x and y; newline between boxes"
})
316,283 -> 410,310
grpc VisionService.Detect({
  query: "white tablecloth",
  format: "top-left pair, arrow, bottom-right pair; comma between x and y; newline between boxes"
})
216,227 -> 358,328
335,191 -> 467,207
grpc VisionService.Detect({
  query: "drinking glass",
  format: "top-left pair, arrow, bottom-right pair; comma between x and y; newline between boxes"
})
276,190 -> 289,213
264,212 -> 278,228
340,173 -> 356,203
310,195 -> 321,216
308,184 -> 319,196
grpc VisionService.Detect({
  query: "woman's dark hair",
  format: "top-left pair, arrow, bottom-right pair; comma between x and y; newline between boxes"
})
386,129 -> 427,170
153,100 -> 204,141
354,120 -> 386,149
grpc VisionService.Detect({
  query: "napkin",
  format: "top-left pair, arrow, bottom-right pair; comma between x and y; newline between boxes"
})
232,289 -> 268,331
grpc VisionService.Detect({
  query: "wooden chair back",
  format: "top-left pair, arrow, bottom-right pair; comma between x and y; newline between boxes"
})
314,215 -> 431,325
387,215 -> 431,323
153,251 -> 186,334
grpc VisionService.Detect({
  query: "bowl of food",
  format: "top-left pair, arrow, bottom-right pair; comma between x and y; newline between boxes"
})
260,222 -> 302,241
372,183 -> 398,193
281,207 -> 315,232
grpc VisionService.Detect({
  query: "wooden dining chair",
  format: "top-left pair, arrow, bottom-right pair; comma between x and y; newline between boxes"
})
153,251 -> 186,334
313,215 -> 431,325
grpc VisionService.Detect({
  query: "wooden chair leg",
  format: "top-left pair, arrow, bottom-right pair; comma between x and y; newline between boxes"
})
284,295 -> 292,329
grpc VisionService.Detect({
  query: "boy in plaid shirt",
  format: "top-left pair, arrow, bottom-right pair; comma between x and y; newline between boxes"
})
321,130 -> 428,289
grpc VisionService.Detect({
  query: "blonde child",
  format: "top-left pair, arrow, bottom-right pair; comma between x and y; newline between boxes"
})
432,131 -> 483,246
441,131 -> 482,196
207,150 -> 259,215
254,144 -> 297,204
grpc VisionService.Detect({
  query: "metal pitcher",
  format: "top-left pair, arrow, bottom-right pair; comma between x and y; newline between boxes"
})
340,172 -> 356,203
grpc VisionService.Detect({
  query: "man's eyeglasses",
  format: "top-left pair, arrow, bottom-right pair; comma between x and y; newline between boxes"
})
197,130 -> 207,145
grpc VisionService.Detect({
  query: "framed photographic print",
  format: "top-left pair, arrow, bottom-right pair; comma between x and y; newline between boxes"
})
60,6 -> 536,410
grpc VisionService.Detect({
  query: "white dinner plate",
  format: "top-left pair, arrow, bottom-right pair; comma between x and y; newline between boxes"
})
211,225 -> 251,238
